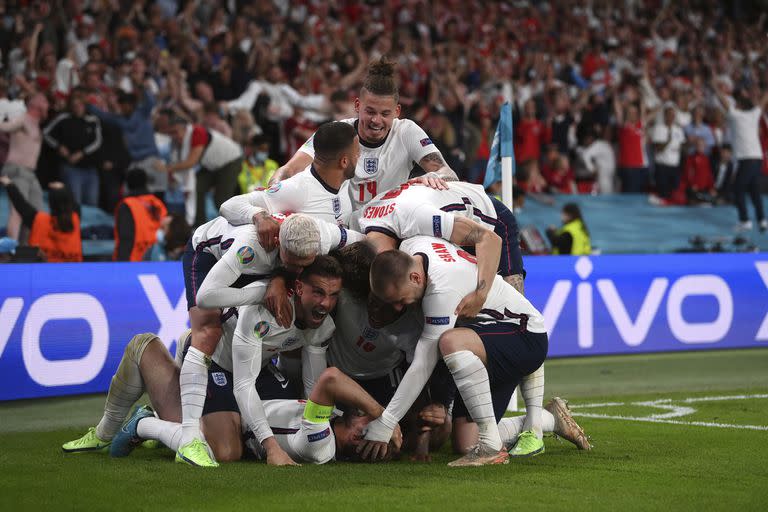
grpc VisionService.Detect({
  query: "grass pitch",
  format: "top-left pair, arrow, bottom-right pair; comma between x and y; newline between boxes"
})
1,348 -> 767,511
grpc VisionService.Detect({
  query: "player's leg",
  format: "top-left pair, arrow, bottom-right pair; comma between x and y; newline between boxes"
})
179,243 -> 223,464
520,365 -> 545,439
62,333 -> 156,453
489,196 -> 525,294
439,328 -> 508,466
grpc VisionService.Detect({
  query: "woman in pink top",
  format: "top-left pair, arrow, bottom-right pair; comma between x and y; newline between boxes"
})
0,93 -> 49,241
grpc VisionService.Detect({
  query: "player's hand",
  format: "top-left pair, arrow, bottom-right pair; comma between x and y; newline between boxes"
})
357,439 -> 389,462
455,289 -> 487,319
264,438 -> 301,466
253,211 -> 280,251
418,403 -> 447,430
410,174 -> 448,190
264,277 -> 293,328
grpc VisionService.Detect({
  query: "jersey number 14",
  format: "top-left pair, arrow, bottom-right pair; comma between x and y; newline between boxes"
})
358,181 -> 378,202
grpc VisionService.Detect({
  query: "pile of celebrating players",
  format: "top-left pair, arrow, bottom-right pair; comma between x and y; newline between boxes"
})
63,60 -> 591,467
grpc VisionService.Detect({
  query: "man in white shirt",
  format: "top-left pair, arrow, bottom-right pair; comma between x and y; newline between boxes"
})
268,58 -> 458,210
362,237 -> 549,466
651,104 -> 686,198
716,89 -> 768,231
578,131 -> 616,194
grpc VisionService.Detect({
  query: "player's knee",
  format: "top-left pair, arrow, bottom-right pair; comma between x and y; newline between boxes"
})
125,333 -> 159,364
438,330 -> 465,356
319,366 -> 343,385
211,438 -> 242,463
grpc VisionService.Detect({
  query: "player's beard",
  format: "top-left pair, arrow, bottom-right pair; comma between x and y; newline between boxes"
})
343,159 -> 356,179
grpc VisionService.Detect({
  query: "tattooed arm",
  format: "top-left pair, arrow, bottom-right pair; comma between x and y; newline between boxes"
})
449,216 -> 502,318
418,152 -> 459,182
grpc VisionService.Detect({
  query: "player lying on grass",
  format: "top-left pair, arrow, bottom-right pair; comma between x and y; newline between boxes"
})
364,236 -> 549,466
63,329 -> 400,465
333,242 -> 589,459
179,213 -> 358,467
354,180 -> 526,296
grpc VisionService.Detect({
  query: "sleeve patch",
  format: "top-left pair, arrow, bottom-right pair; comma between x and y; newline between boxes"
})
420,137 -> 433,147
425,316 -> 451,325
307,427 -> 331,442
432,215 -> 442,237
254,320 -> 270,338
267,182 -> 282,194
236,246 -> 255,264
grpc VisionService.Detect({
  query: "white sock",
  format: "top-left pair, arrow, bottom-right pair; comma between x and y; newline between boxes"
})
95,335 -> 152,441
444,350 -> 502,451
137,417 -> 183,451
521,365 -> 545,439
499,410 -> 556,446
180,346 -> 210,446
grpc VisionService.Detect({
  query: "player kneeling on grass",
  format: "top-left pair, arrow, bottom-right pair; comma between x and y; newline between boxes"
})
363,236 -> 549,466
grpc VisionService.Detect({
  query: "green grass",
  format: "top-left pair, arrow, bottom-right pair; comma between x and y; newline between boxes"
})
2,348 -> 768,511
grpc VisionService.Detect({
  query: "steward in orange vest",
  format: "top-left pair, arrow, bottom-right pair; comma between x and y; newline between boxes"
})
114,168 -> 168,261
0,178 -> 82,262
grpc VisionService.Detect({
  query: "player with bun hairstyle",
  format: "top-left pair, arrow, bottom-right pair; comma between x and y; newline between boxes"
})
267,57 -> 460,211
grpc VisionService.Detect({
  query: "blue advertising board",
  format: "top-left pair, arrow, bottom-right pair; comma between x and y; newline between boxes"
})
1,254 -> 767,400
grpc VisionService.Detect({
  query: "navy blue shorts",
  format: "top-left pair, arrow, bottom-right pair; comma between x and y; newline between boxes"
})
202,361 -> 300,416
182,239 -> 269,310
452,321 -> 548,422
488,196 -> 525,278
353,360 -> 408,408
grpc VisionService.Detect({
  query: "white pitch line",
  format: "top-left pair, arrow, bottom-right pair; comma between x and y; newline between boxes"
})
677,394 -> 768,403
572,412 -> 768,431
569,401 -> 626,409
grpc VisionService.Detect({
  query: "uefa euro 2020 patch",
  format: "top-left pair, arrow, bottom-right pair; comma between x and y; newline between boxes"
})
236,246 -> 255,264
254,320 -> 270,338
267,182 -> 282,193
420,137 -> 433,147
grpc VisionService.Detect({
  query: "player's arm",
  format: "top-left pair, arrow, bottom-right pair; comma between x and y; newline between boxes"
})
417,151 -> 459,183
308,367 -> 385,418
268,133 -> 315,185
196,232 -> 272,308
301,342 -> 329,398
449,217 -> 501,318
232,309 -> 298,465
219,190 -> 273,227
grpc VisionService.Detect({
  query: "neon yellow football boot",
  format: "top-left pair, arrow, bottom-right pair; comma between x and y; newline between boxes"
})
509,430 -> 545,457
62,427 -> 111,453
175,439 -> 219,467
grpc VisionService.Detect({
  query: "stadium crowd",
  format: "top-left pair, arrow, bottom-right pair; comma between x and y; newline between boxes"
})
1,0 -> 768,262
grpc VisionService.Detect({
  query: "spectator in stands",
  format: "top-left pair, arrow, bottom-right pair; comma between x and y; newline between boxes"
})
238,134 -> 278,194
113,169 -> 167,262
143,213 -> 191,262
716,88 -> 768,232
159,117 -> 243,226
546,203 -> 592,255
577,127 -> 616,194
614,97 -> 648,193
651,104 -> 686,199
87,84 -> 162,196
548,89 -> 576,155
684,105 -> 715,156
0,93 -> 49,242
0,176 -> 82,262
682,137 -> 716,204
43,89 -> 102,206
514,99 -> 546,165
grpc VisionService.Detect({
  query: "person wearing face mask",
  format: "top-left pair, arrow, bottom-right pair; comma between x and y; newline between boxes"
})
238,134 -> 278,193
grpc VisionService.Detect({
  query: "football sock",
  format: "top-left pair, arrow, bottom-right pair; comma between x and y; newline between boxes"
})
137,417 -> 183,451
498,410 -> 556,445
521,365 -> 545,439
444,350 -> 502,451
95,334 -> 154,441
179,346 -> 210,446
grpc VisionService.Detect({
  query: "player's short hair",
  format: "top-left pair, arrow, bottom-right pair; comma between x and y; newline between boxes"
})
369,250 -> 412,296
312,121 -> 357,165
280,214 -> 321,257
361,57 -> 399,101
300,254 -> 343,283
330,241 -> 377,300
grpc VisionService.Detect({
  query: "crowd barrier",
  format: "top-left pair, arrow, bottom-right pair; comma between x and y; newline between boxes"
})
1,254 -> 766,400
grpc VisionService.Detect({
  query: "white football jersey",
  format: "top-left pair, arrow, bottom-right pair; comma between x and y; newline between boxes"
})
247,399 -> 336,464
191,217 -> 276,268
220,167 -> 353,226
353,181 -> 497,241
328,290 -> 422,379
400,236 -> 546,341
299,118 -> 439,210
